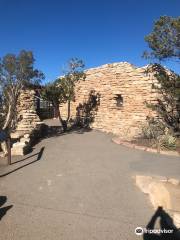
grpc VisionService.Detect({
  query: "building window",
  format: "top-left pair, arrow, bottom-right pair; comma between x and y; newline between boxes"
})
115,94 -> 123,107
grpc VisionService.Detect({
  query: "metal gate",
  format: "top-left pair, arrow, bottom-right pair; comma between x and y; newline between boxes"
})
35,96 -> 55,120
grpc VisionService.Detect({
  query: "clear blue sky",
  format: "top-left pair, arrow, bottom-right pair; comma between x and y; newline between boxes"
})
0,0 -> 179,82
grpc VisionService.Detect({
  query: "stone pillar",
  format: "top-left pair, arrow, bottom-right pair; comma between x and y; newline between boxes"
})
16,89 -> 42,134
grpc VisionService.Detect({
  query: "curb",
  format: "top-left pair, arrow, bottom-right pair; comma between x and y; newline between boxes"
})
112,137 -> 180,157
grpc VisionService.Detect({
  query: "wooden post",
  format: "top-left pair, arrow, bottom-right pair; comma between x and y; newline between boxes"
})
7,137 -> 11,165
0,130 -> 11,165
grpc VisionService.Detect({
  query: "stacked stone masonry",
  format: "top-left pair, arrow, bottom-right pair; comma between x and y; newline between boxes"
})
16,89 -> 42,134
10,89 -> 43,155
60,62 -> 158,139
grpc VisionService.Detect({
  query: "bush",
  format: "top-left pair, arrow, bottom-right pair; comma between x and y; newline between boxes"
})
158,128 -> 177,150
142,118 -> 165,139
158,133 -> 177,150
142,118 -> 177,150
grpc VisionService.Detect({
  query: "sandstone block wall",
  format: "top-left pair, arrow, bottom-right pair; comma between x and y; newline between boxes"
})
16,89 -> 42,134
6,89 -> 44,155
60,62 -> 158,139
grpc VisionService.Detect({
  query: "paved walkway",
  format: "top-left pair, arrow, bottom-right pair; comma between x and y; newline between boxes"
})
0,127 -> 179,240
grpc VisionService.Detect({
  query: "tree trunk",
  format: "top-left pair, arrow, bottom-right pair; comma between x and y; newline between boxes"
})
0,141 -> 8,157
1,103 -> 12,155
3,103 -> 12,130
1,91 -> 19,155
56,105 -> 67,132
66,100 -> 71,122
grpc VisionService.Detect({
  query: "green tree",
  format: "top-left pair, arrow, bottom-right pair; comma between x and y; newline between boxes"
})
41,80 -> 66,130
60,58 -> 86,122
42,58 -> 86,131
0,50 -> 44,155
146,64 -> 180,134
144,16 -> 180,135
144,16 -> 180,61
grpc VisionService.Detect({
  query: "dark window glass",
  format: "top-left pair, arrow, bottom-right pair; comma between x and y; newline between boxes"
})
115,94 -> 123,107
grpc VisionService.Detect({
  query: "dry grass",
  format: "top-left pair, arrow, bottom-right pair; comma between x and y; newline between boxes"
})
131,137 -> 180,153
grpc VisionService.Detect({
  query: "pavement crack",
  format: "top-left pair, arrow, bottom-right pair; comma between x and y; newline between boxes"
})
13,201 -> 129,224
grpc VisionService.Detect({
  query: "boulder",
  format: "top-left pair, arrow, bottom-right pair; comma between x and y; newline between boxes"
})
135,175 -> 180,228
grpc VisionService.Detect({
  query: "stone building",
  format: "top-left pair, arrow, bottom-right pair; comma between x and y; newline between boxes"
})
60,62 -> 158,139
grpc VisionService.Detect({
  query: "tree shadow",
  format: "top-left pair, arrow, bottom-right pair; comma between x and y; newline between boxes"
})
75,90 -> 100,128
0,196 -> 13,221
143,207 -> 180,240
37,90 -> 101,140
41,124 -> 92,140
0,147 -> 45,177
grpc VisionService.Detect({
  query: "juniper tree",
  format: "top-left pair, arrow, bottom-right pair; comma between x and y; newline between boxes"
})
0,50 -> 44,155
144,16 -> 180,134
144,16 -> 180,61
42,58 -> 86,131
146,64 -> 180,134
60,58 -> 86,122
0,50 -> 44,132
41,80 -> 67,130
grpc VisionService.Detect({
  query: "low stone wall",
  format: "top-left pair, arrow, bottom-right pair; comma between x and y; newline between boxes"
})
60,62 -> 158,139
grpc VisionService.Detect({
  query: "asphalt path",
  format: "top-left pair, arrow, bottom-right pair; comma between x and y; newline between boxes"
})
0,128 -> 179,240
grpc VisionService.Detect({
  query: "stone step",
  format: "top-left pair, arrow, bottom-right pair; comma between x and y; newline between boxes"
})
11,132 -> 21,139
11,146 -> 30,156
20,137 -> 31,144
11,143 -> 30,156
16,125 -> 36,128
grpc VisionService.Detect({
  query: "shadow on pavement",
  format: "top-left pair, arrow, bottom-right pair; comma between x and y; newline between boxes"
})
0,196 -> 13,221
0,147 -> 45,177
44,125 -> 92,139
11,149 -> 44,165
143,207 -> 180,240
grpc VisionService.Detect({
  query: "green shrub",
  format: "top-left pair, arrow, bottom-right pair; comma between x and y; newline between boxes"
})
142,118 -> 165,139
158,129 -> 177,150
142,119 -> 177,150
